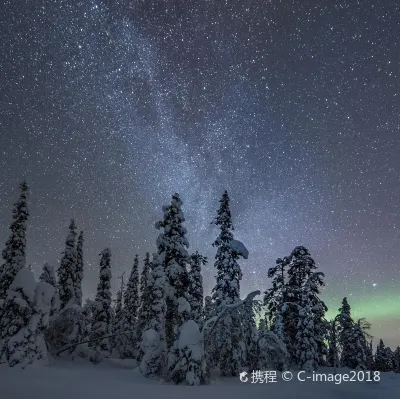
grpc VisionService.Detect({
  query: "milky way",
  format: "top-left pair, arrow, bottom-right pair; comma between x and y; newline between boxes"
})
0,1 -> 399,346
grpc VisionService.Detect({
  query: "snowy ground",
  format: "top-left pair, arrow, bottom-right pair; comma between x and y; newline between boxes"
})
1,359 -> 399,399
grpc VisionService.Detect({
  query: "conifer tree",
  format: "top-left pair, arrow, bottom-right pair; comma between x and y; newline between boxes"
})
287,247 -> 326,364
111,272 -> 126,356
203,295 -> 217,368
139,253 -> 167,377
57,219 -> 78,309
242,299 -> 258,368
39,263 -> 60,316
338,297 -> 366,369
366,341 -> 374,370
264,257 -> 289,349
294,282 -> 319,371
0,181 -> 29,302
374,339 -> 387,371
203,296 -> 214,320
135,253 -> 152,360
89,248 -> 112,363
211,190 -> 243,376
40,263 -> 57,287
393,346 -> 400,373
121,254 -> 140,358
352,323 -> 367,370
188,252 -> 206,327
155,193 -> 190,353
0,268 -> 56,368
75,231 -> 84,306
385,346 -> 394,371
326,316 -> 340,368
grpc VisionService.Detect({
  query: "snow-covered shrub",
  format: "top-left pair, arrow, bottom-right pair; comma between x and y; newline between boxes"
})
0,268 -> 56,368
139,328 -> 164,377
169,320 -> 207,385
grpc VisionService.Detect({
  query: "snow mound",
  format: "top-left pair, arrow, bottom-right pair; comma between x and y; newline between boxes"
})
141,329 -> 160,351
228,240 -> 249,259
178,320 -> 201,350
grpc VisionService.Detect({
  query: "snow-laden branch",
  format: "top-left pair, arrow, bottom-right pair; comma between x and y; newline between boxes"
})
202,290 -> 260,344
56,331 -> 129,357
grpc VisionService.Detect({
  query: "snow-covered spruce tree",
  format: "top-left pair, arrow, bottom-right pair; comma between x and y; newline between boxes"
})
89,248 -> 112,364
351,323 -> 367,370
75,231 -> 84,307
154,194 -> 191,370
47,220 -> 85,354
375,340 -> 394,371
120,254 -> 140,358
211,190 -> 243,377
40,263 -> 56,286
294,281 -> 319,372
241,299 -> 258,368
326,316 -> 340,368
167,296 -> 199,384
111,272 -> 126,356
57,219 -> 78,309
385,347 -> 394,371
264,257 -> 289,351
204,296 -> 214,320
374,339 -> 386,371
365,341 -> 374,370
82,299 -> 94,339
188,252 -> 206,328
203,295 -> 217,368
0,268 -> 56,368
393,346 -> 400,373
0,181 -> 29,303
135,253 -> 152,361
338,297 -> 366,369
139,253 -> 167,377
39,263 -> 60,317
286,247 -> 327,366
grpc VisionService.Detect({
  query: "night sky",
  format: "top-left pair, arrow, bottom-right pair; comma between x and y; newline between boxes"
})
0,1 -> 399,347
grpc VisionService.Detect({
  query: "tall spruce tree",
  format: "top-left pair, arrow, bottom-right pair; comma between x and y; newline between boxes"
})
211,190 -> 243,376
188,252 -> 206,327
294,282 -> 319,371
0,181 -> 29,302
393,346 -> 400,373
326,316 -> 340,368
57,219 -> 78,309
242,299 -> 258,368
75,231 -> 84,306
39,263 -> 60,317
286,246 -> 327,365
264,257 -> 289,346
121,254 -> 140,358
366,341 -> 374,370
139,253 -> 167,377
135,252 -> 152,360
154,193 -> 190,371
111,272 -> 126,356
89,248 -> 112,363
338,297 -> 366,369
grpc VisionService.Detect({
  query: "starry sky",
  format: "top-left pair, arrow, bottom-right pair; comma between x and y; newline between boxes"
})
0,1 -> 399,347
